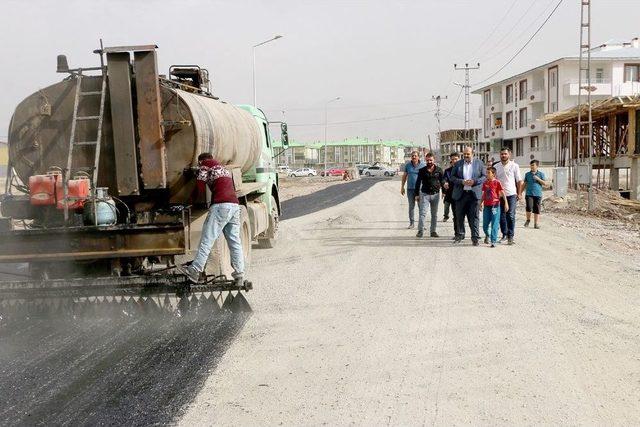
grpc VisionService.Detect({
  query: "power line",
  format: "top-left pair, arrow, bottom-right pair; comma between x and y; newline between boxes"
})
469,0 -> 520,63
263,98 -> 429,113
473,0 -> 565,87
472,0 -> 538,63
288,109 -> 439,127
441,87 -> 464,119
480,0 -> 558,64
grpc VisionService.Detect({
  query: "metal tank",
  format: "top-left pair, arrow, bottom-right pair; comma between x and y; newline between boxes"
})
7,76 -> 262,203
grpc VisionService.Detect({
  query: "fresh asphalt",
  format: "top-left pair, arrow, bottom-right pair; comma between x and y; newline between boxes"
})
281,177 -> 384,220
0,177 -> 388,426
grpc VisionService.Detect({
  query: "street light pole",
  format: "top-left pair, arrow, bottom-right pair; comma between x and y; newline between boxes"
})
252,35 -> 283,107
324,96 -> 341,177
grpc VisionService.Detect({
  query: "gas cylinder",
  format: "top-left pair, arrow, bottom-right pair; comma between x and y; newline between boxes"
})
83,187 -> 117,226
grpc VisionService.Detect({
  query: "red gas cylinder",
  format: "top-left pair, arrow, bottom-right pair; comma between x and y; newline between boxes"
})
29,174 -> 59,206
56,177 -> 90,210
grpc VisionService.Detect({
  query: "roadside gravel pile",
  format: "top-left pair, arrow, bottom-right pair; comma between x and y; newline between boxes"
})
543,189 -> 640,223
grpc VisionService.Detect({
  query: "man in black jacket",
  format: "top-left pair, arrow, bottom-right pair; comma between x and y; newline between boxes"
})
414,152 -> 445,238
443,152 -> 460,239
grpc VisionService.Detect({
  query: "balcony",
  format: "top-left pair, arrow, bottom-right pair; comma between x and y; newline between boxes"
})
529,118 -> 546,133
614,81 -> 640,96
489,102 -> 503,114
564,79 -> 612,96
524,88 -> 544,103
488,126 -> 503,139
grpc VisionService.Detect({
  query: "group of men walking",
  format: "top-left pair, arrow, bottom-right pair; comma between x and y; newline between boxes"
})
401,146 -> 547,247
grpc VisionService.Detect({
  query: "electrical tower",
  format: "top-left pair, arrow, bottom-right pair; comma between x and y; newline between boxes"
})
577,0 -> 593,209
432,95 -> 447,162
454,63 -> 480,152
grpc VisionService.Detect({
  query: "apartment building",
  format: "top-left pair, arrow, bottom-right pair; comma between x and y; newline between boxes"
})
273,138 -> 414,169
473,38 -> 640,165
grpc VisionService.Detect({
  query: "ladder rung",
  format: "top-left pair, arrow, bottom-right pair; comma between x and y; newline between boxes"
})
74,141 -> 98,146
80,91 -> 102,96
76,115 -> 100,121
579,135 -> 591,138
580,44 -> 589,48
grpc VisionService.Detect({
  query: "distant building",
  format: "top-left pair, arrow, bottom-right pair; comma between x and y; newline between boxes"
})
438,128 -> 487,164
0,141 -> 7,176
273,138 -> 415,169
473,37 -> 640,165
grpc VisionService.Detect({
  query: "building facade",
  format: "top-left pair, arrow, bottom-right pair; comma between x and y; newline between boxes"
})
274,138 -> 415,169
438,129 -> 488,165
473,38 -> 640,165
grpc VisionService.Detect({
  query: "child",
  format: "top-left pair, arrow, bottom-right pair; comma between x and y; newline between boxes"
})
523,159 -> 547,229
481,166 -> 508,247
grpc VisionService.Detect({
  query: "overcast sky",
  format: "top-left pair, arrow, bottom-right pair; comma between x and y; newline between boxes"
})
2,0 -> 640,146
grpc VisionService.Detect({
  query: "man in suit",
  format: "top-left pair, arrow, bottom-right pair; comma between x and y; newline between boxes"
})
450,146 -> 486,246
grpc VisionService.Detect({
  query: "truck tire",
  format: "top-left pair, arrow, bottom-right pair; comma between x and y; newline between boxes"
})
257,195 -> 279,249
365,172 -> 371,176
384,171 -> 390,176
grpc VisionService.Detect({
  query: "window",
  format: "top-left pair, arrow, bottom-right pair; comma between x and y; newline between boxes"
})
506,84 -> 513,103
550,69 -> 557,87
485,118 -> 491,133
624,64 -> 640,82
551,102 -> 558,113
519,79 -> 528,100
595,68 -> 604,83
516,138 -> 524,157
484,90 -> 491,106
530,136 -> 539,151
506,111 -> 513,130
519,108 -> 528,128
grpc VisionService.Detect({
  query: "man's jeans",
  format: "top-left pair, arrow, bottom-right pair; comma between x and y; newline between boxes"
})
407,189 -> 417,225
418,193 -> 439,234
483,205 -> 501,243
500,194 -> 518,238
192,203 -> 244,276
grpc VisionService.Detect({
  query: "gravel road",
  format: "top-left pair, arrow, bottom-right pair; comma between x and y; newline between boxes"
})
181,179 -> 640,425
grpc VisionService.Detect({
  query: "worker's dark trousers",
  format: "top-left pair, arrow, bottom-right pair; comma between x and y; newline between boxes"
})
450,199 -> 460,237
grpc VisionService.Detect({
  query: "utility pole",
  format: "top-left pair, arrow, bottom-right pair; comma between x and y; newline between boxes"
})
454,63 -> 480,153
432,95 -> 447,163
577,0 -> 594,210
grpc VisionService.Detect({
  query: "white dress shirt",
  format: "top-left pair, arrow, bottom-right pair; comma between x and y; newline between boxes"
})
463,161 -> 473,190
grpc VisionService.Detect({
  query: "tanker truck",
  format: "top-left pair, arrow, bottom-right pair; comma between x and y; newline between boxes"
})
0,44 -> 287,314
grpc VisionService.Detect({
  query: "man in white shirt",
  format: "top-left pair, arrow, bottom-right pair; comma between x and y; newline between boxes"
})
494,147 -> 523,245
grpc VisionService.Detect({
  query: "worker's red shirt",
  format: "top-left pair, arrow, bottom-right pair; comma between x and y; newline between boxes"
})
196,159 -> 239,204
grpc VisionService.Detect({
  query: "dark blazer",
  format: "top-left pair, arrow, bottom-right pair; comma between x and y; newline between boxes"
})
451,158 -> 486,200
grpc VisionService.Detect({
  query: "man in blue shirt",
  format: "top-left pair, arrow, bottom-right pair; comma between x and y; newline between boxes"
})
523,159 -> 547,229
400,151 -> 425,229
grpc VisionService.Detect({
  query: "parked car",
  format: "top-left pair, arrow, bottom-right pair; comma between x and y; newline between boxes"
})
320,168 -> 346,177
289,168 -> 317,177
355,164 -> 372,175
362,165 -> 396,177
277,165 -> 292,174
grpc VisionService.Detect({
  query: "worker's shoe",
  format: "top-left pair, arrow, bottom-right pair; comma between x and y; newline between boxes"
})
442,216 -> 449,222
472,240 -> 479,247
176,265 -> 202,284
534,224 -> 540,229
430,231 -> 439,238
407,223 -> 415,229
232,271 -> 244,288
524,220 -> 530,227
507,237 -> 515,245
484,236 -> 489,244
416,230 -> 424,238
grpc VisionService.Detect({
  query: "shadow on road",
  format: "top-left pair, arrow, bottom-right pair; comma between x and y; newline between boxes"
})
281,178 -> 385,220
0,308 -> 250,426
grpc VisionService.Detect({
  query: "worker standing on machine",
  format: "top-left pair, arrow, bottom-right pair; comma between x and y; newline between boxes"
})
177,152 -> 245,286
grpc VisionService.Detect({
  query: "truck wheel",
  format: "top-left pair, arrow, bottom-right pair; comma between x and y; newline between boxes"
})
258,195 -> 279,249
365,172 -> 371,176
384,171 -> 390,176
